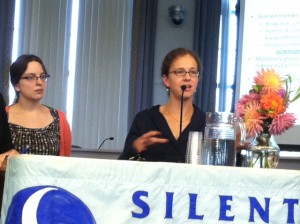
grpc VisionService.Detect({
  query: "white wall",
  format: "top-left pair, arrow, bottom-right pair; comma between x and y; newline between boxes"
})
153,0 -> 196,105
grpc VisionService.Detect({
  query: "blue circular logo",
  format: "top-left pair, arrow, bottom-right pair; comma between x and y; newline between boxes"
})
5,186 -> 96,224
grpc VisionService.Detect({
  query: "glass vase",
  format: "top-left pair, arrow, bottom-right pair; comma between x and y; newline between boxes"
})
243,133 -> 280,168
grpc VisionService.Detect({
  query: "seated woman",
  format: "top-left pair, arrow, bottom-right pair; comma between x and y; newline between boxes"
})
0,93 -> 18,166
119,48 -> 206,162
6,54 -> 71,156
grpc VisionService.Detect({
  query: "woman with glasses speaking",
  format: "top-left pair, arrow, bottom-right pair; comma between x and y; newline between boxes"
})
6,55 -> 71,156
119,48 -> 206,162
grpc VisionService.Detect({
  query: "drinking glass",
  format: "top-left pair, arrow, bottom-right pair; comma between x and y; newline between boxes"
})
186,131 -> 203,164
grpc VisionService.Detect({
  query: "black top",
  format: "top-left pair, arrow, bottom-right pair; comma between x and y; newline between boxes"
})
9,107 -> 61,155
119,105 -> 206,162
0,93 -> 14,153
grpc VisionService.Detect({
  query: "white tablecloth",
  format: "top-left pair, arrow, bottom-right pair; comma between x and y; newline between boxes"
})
1,155 -> 300,223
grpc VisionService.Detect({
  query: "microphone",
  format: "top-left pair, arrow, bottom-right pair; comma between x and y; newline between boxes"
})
179,85 -> 186,161
179,85 -> 186,139
98,137 -> 114,149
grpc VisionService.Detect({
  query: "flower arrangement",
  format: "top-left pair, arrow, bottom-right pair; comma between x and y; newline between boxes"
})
235,68 -> 300,138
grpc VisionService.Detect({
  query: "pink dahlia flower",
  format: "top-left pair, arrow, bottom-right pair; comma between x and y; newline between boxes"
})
269,113 -> 296,135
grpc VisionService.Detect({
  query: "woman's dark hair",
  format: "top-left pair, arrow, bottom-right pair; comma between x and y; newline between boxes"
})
10,54 -> 48,102
161,48 -> 202,77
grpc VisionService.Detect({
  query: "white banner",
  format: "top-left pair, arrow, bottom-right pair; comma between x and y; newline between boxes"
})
1,155 -> 300,223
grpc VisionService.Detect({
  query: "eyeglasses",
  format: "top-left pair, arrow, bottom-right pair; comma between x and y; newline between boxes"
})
129,153 -> 146,161
20,73 -> 50,82
169,69 -> 199,77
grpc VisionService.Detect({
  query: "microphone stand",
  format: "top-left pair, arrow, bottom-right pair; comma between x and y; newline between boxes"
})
178,85 -> 186,161
98,137 -> 114,149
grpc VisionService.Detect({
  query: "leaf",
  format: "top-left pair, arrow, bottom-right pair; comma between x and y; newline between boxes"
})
290,86 -> 300,103
284,74 -> 300,103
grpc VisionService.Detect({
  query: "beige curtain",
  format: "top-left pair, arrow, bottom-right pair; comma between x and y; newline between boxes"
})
70,0 -> 133,150
12,0 -> 133,151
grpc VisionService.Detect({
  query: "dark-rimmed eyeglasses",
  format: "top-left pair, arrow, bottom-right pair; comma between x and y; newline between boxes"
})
129,154 -> 146,161
20,73 -> 50,82
169,69 -> 199,77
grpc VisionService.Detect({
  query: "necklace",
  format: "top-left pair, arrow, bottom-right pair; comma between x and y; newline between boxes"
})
162,105 -> 192,123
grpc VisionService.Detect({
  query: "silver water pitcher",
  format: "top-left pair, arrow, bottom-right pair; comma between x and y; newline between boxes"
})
203,112 -> 246,166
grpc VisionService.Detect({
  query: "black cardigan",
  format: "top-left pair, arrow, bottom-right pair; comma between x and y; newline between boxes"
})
0,93 -> 14,153
119,105 -> 206,162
